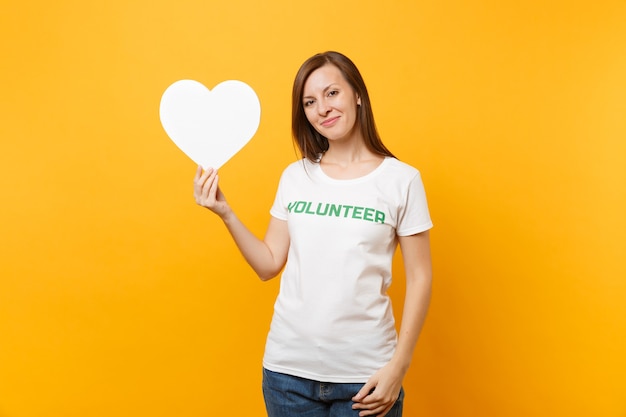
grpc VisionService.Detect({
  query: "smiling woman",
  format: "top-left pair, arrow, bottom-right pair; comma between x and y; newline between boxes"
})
291,51 -> 396,166
194,51 -> 434,417
2,1 -> 625,416
302,65 -> 361,143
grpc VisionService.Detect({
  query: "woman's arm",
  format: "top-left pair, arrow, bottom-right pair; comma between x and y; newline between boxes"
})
391,229 -> 433,371
352,230 -> 432,417
194,166 -> 290,281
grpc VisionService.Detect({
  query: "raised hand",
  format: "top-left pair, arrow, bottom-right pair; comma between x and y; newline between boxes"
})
193,166 -> 231,218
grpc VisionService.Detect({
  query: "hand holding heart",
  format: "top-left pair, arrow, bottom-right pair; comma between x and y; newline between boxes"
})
193,166 -> 231,218
159,79 -> 261,169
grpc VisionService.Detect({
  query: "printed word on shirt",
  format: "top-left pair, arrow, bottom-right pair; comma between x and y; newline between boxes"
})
287,201 -> 385,224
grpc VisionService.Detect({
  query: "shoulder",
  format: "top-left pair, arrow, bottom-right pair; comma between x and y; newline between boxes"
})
276,159 -> 317,187
280,159 -> 309,178
283,159 -> 307,172
383,158 -> 422,180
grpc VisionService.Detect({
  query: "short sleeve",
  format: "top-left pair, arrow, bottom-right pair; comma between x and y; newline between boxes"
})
396,171 -> 433,236
269,170 -> 288,221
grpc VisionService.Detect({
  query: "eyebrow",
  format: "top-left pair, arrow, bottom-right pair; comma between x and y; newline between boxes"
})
303,83 -> 339,100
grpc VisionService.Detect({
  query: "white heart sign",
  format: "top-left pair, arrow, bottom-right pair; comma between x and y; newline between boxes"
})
159,79 -> 261,169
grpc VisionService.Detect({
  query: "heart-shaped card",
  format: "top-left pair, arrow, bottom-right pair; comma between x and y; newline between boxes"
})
159,79 -> 261,169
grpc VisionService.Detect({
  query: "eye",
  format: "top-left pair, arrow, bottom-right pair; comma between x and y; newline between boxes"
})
328,90 -> 339,97
303,99 -> 315,107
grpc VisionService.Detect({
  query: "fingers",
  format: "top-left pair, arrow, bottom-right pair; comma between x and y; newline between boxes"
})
378,403 -> 395,417
192,166 -> 232,219
194,166 -> 218,206
193,166 -> 204,199
353,397 -> 395,417
194,165 -> 203,180
352,384 -> 398,417
201,169 -> 215,199
352,381 -> 374,402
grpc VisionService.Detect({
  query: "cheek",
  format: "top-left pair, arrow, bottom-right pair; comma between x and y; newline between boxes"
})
304,108 -> 316,124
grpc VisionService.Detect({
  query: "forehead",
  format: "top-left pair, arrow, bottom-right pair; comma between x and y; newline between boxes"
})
303,64 -> 349,94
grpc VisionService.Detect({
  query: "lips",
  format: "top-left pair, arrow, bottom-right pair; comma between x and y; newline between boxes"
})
321,116 -> 340,127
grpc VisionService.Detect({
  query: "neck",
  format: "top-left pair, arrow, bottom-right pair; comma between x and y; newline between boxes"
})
323,137 -> 376,166
318,142 -> 385,179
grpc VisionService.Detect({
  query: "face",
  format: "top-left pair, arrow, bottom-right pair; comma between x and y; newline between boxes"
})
302,64 -> 362,143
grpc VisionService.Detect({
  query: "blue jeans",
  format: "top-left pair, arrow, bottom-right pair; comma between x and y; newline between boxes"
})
262,368 -> 404,417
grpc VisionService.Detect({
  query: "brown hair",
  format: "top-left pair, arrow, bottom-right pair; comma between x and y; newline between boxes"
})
291,51 -> 396,162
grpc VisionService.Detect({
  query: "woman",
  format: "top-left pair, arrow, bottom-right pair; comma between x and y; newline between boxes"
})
194,51 -> 433,417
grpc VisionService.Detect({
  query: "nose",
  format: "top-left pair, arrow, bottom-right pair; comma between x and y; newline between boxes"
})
317,99 -> 331,116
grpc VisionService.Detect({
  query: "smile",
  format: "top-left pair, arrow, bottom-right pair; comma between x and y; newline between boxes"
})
321,116 -> 340,127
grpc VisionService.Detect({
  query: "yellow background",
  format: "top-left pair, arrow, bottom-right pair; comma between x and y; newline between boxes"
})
1,1 -> 625,416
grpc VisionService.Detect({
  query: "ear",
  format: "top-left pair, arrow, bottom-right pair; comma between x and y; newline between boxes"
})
357,96 -> 361,106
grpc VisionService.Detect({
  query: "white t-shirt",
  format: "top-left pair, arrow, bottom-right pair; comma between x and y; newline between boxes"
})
263,157 -> 433,383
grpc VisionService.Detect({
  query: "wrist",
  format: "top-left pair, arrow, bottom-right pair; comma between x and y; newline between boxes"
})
389,352 -> 412,374
219,208 -> 236,224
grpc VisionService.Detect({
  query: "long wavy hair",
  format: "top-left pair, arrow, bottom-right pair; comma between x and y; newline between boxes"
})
291,51 -> 395,162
